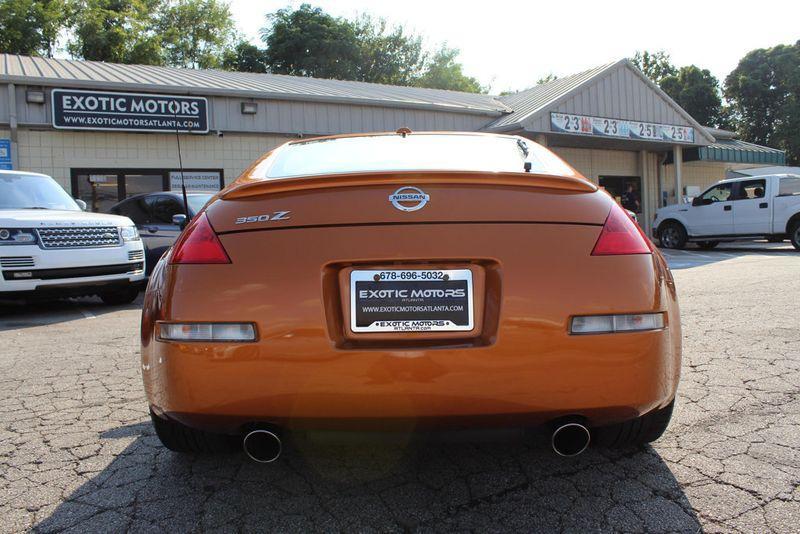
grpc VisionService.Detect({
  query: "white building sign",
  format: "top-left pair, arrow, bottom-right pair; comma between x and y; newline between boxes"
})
551,112 -> 694,143
169,171 -> 221,192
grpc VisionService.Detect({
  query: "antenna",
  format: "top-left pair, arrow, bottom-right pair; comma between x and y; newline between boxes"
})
173,109 -> 189,217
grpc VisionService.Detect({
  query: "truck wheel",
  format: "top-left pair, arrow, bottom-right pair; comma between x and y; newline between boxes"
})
99,285 -> 140,305
593,400 -> 675,448
696,241 -> 719,250
790,222 -> 800,251
150,410 -> 238,453
659,222 -> 687,249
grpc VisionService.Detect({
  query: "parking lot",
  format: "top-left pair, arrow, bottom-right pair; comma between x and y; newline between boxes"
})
1,244 -> 798,533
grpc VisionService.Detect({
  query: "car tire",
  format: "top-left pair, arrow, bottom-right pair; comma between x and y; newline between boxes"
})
790,222 -> 800,251
658,222 -> 687,249
150,410 -> 239,453
593,400 -> 675,449
696,241 -> 719,250
99,285 -> 140,305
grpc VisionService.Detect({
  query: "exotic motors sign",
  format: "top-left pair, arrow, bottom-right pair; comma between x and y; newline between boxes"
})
550,112 -> 694,143
52,89 -> 209,133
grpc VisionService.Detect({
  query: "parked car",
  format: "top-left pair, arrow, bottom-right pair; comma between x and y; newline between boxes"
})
654,174 -> 800,250
142,131 -> 681,462
110,192 -> 212,275
0,170 -> 145,304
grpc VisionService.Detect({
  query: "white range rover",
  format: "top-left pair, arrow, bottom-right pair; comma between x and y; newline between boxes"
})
0,170 -> 145,304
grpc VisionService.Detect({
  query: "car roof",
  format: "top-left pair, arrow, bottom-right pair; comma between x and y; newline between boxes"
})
717,174 -> 798,184
0,169 -> 52,178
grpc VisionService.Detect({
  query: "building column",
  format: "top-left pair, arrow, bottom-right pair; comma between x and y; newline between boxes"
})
639,149 -> 650,234
674,144 -> 683,204
7,83 -> 18,169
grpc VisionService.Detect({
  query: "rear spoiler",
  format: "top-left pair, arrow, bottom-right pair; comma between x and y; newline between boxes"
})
222,171 -> 597,200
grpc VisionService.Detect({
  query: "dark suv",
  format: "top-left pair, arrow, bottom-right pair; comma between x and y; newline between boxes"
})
109,192 -> 212,275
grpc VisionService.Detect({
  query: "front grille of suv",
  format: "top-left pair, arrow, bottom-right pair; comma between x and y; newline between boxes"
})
36,227 -> 121,249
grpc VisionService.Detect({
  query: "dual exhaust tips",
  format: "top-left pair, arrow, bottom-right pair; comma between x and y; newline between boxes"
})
242,422 -> 590,462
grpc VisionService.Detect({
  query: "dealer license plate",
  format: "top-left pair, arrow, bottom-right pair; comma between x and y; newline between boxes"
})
350,269 -> 474,333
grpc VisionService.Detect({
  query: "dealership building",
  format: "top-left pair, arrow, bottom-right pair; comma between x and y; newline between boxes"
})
0,54 -> 786,234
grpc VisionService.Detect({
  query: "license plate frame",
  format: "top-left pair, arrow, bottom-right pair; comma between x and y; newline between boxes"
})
350,269 -> 474,333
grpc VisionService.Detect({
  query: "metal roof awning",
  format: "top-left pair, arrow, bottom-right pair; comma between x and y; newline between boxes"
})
666,137 -> 786,165
698,138 -> 786,164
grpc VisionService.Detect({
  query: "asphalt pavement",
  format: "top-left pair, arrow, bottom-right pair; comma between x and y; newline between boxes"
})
0,244 -> 798,533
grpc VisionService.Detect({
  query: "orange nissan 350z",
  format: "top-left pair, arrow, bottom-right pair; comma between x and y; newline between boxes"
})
141,131 -> 681,461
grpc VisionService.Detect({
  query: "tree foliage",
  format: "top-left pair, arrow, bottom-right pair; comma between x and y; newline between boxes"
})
260,4 -> 484,92
261,4 -> 360,79
725,41 -> 800,164
0,0 -> 72,57
631,50 -> 677,84
414,45 -> 484,93
222,40 -> 267,73
660,66 -> 722,127
536,73 -> 558,85
354,14 -> 423,86
158,0 -> 235,69
69,0 -> 162,64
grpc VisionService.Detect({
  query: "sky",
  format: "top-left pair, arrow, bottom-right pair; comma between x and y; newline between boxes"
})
228,0 -> 799,94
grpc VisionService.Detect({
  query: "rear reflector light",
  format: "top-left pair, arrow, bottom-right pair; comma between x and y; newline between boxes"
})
570,313 -> 664,334
592,203 -> 652,255
158,322 -> 257,342
170,213 -> 230,264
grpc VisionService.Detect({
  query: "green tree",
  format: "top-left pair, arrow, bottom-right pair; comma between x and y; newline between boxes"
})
260,4 -> 484,92
159,0 -> 234,69
222,40 -> 267,73
536,73 -> 558,85
354,15 -> 424,85
631,50 -> 677,84
69,0 -> 162,64
415,45 -> 484,93
0,0 -> 72,57
725,41 -> 800,164
660,65 -> 722,126
261,4 -> 360,79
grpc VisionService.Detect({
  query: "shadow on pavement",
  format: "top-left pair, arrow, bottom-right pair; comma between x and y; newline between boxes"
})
659,241 -> 796,270
34,422 -> 700,533
0,293 -> 142,332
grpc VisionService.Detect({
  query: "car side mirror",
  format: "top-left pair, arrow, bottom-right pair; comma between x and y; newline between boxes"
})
172,213 -> 188,229
75,199 -> 87,211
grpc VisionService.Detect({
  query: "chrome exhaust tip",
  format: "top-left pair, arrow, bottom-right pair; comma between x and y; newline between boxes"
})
551,422 -> 591,457
243,429 -> 282,463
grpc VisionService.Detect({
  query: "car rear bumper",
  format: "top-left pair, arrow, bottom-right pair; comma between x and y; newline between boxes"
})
145,325 -> 679,434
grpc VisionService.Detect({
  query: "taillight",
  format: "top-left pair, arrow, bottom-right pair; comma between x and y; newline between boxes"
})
592,203 -> 652,255
170,213 -> 231,264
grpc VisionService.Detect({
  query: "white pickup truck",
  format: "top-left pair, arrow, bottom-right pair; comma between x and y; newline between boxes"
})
653,174 -> 800,250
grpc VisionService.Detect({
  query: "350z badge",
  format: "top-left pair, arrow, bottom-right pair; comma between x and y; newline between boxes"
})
234,211 -> 291,224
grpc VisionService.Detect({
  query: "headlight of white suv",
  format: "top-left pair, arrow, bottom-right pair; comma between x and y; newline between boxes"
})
119,226 -> 141,242
0,228 -> 37,245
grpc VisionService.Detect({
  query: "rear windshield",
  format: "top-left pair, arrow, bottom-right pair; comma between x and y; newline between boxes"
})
256,134 -> 575,179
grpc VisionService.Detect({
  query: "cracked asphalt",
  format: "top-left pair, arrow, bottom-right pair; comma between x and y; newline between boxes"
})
1,244 -> 798,533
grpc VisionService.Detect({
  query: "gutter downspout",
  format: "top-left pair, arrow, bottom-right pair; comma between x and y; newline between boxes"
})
7,83 -> 18,169
658,151 -> 667,208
